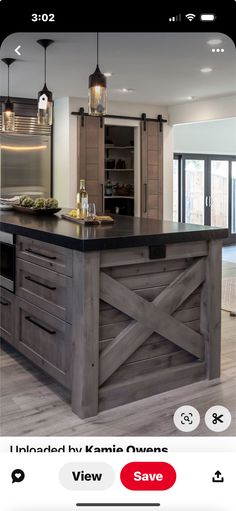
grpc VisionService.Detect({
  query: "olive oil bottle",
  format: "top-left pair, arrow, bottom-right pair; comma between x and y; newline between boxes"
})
77,179 -> 88,218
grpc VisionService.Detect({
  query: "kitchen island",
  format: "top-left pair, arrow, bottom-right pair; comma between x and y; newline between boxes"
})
0,210 -> 228,418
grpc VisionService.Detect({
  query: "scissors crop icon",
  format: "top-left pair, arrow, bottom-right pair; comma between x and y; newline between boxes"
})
212,413 -> 224,425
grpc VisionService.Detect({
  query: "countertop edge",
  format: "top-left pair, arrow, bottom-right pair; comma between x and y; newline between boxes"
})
0,219 -> 229,251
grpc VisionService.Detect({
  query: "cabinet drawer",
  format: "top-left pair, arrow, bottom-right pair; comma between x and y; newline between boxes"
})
16,236 -> 72,276
16,259 -> 72,323
15,299 -> 72,388
0,288 -> 15,345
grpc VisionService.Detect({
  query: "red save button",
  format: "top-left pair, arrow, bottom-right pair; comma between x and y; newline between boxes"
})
120,462 -> 176,491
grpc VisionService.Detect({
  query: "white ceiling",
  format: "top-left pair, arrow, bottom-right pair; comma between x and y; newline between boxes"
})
0,32 -> 235,106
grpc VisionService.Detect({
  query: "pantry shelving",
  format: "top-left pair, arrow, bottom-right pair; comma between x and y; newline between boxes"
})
104,125 -> 135,215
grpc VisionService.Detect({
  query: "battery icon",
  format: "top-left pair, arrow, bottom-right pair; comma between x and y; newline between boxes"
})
200,14 -> 216,21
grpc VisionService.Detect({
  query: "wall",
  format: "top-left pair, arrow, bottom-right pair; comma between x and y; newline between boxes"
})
168,94 -> 236,126
53,97 -> 70,206
174,118 -> 236,155
163,125 -> 174,220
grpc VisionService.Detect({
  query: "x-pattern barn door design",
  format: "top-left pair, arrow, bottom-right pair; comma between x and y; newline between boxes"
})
71,239 -> 221,418
99,258 -> 206,386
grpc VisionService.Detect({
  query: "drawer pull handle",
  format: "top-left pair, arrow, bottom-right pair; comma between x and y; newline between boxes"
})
25,316 -> 56,335
144,183 -> 147,213
25,248 -> 57,260
0,299 -> 9,306
25,276 -> 56,291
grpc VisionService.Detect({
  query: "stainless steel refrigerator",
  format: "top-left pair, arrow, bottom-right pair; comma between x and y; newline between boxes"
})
0,116 -> 51,198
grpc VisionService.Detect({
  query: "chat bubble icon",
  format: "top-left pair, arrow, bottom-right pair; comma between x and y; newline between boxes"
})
11,469 -> 25,484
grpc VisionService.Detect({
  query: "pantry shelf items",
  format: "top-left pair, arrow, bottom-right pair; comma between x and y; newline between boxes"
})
104,126 -> 135,214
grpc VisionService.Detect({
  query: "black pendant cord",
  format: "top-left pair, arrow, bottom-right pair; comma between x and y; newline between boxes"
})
37,39 -> 54,90
1,58 -> 16,102
7,64 -> 10,99
97,32 -> 99,67
44,47 -> 47,86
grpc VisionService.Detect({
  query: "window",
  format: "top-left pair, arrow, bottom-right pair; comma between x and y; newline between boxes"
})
231,161 -> 236,234
174,153 -> 236,241
185,159 -> 205,225
173,159 -> 179,221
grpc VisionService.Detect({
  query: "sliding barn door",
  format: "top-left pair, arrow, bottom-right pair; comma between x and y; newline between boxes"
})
77,116 -> 104,213
141,120 -> 163,219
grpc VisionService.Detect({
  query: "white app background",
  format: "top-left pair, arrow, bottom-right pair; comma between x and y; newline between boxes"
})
0,437 -> 235,511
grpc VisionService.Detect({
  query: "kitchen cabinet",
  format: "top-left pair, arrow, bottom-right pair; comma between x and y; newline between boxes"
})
16,258 -> 72,323
0,212 -> 227,419
15,298 -> 72,388
14,235 -> 73,387
16,235 -> 72,276
0,288 -> 15,346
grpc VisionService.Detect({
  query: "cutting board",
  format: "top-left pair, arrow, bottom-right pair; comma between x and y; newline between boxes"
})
61,214 -> 114,225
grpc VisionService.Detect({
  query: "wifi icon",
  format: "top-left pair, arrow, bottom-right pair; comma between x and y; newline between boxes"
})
185,13 -> 196,21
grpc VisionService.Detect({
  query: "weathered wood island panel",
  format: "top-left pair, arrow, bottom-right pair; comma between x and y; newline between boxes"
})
0,211 -> 227,418
71,239 -> 221,417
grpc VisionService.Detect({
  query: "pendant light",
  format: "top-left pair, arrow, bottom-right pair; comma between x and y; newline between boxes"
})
1,58 -> 16,132
37,39 -> 54,126
88,33 -> 107,116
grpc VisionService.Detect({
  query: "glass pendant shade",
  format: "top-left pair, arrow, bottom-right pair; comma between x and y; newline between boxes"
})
2,99 -> 15,132
88,65 -> 107,116
37,39 -> 54,126
1,58 -> 16,132
88,34 -> 107,116
37,84 -> 53,126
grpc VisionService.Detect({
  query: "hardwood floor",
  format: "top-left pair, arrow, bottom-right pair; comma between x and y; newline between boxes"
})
0,262 -> 235,436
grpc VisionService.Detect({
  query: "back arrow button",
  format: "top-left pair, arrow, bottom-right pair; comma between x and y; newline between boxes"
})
15,46 -> 21,56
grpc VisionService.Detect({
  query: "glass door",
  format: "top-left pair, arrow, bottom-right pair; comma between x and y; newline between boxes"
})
184,158 -> 205,225
229,160 -> 236,238
175,154 -> 236,240
173,158 -> 179,221
210,160 -> 229,228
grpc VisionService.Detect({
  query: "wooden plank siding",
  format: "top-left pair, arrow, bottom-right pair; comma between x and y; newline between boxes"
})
77,116 -> 104,213
95,240 -> 222,414
141,120 -> 163,219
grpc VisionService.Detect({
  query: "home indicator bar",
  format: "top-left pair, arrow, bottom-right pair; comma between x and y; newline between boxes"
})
76,505 -> 161,508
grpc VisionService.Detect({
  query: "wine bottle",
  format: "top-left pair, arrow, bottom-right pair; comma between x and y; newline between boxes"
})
77,179 -> 88,218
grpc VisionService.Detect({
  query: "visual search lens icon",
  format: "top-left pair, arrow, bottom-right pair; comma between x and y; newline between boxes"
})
174,405 -> 200,432
181,412 -> 193,425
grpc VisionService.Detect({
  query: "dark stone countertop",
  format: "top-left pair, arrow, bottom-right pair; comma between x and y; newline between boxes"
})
0,209 -> 228,251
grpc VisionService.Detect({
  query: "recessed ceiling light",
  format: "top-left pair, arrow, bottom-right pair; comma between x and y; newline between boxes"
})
201,67 -> 213,73
187,96 -> 197,100
112,88 -> 136,93
207,39 -> 222,46
120,88 -> 135,93
104,72 -> 113,77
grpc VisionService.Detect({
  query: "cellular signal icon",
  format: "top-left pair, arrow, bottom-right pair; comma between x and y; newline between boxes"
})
169,14 -> 181,22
